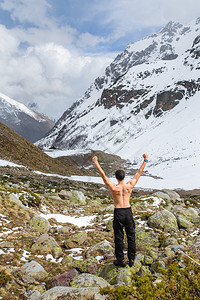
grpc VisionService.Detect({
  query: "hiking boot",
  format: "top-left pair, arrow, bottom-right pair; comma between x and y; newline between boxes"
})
113,259 -> 126,267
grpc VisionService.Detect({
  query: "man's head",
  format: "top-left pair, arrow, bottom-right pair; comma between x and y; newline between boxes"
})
115,169 -> 125,181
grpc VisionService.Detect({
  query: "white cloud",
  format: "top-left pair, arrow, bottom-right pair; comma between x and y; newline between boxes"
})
0,0 -> 51,26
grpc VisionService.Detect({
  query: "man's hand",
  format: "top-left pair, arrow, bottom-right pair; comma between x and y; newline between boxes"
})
92,156 -> 98,163
143,154 -> 148,160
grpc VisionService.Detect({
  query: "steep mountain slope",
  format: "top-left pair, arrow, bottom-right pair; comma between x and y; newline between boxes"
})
0,121 -> 72,175
0,93 -> 54,143
37,18 -> 200,183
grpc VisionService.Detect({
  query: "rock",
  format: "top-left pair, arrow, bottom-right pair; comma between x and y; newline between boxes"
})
100,205 -> 114,212
58,225 -> 70,234
47,269 -> 79,289
117,267 -> 132,285
177,216 -> 194,229
61,255 -> 74,267
162,189 -> 182,202
85,240 -> 114,259
58,190 -> 86,205
97,262 -> 120,285
9,193 -> 27,209
73,257 -> 99,274
71,273 -> 110,288
144,255 -> 154,265
31,233 -> 62,258
20,261 -> 48,284
153,192 -> 170,202
0,241 -> 14,248
191,235 -> 200,258
104,219 -> 113,231
58,190 -> 72,200
148,209 -> 179,232
172,205 -> 199,223
135,227 -> 160,251
40,286 -> 101,300
151,260 -> 166,273
65,231 -> 87,248
28,216 -> 50,233
20,290 -> 41,300
161,237 -> 179,247
138,266 -> 151,276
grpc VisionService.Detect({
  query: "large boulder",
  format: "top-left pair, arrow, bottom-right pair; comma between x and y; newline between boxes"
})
70,273 -> 110,288
58,190 -> 86,205
177,216 -> 194,230
148,209 -> 179,232
31,233 -> 62,258
73,257 -> 99,274
97,263 -> 120,285
20,261 -> 48,284
162,189 -> 182,202
40,286 -> 102,300
84,240 -> 114,259
135,227 -> 160,251
28,216 -> 50,233
153,192 -> 170,203
172,205 -> 199,223
65,231 -> 87,248
9,193 -> 27,209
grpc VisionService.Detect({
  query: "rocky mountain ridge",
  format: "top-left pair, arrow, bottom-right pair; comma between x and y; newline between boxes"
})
0,93 -> 54,143
36,17 -> 200,187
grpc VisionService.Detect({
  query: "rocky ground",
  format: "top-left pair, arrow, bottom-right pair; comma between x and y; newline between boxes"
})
0,166 -> 200,299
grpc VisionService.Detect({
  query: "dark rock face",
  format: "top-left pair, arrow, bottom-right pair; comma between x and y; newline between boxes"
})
153,91 -> 184,117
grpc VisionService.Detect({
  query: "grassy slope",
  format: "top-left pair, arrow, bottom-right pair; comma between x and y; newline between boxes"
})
0,121 -> 70,175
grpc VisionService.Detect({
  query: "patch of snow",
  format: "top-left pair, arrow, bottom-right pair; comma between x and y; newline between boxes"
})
40,213 -> 96,228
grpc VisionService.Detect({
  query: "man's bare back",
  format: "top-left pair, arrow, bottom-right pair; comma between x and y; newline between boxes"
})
92,154 -> 148,208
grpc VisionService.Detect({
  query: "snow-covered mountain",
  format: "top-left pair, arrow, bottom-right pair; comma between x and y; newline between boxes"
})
0,93 -> 54,143
37,18 -> 200,185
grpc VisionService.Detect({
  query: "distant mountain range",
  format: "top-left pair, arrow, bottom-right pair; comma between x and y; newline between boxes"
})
36,17 -> 200,183
0,93 -> 54,143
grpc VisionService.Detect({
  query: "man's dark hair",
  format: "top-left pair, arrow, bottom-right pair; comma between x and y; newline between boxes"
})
115,169 -> 125,181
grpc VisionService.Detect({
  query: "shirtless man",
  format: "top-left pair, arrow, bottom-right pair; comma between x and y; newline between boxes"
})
92,154 -> 148,267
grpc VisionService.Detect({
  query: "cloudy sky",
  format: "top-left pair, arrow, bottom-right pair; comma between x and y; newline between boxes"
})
0,0 -> 199,120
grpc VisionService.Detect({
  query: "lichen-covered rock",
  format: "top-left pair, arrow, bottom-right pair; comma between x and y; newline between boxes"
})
47,269 -> 79,289
20,261 -> 48,284
28,216 -> 50,233
162,189 -> 182,202
70,273 -> 110,288
9,193 -> 27,209
61,255 -> 74,267
97,263 -> 120,285
40,286 -> 101,300
20,290 -> 41,300
153,192 -> 170,202
161,237 -> 179,247
177,216 -> 194,229
172,205 -> 199,223
117,267 -> 132,285
58,225 -> 70,234
135,227 -> 160,251
85,240 -> 114,259
65,231 -> 87,248
148,209 -> 178,232
58,190 -> 86,205
31,233 -> 62,258
191,235 -> 200,258
73,257 -> 98,274
150,260 -> 166,273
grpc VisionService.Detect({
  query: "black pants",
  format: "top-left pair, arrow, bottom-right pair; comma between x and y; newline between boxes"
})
113,207 -> 136,262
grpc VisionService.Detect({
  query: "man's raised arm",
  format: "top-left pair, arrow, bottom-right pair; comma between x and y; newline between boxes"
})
128,154 -> 148,187
92,156 -> 115,189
